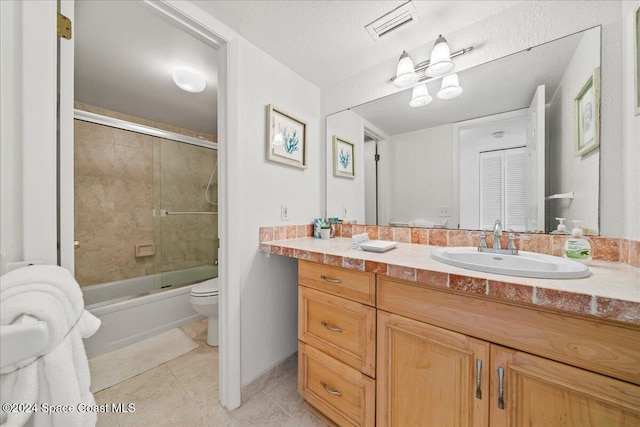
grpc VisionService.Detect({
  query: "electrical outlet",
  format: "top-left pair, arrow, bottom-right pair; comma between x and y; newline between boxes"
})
343,207 -> 348,218
438,206 -> 451,217
281,204 -> 290,221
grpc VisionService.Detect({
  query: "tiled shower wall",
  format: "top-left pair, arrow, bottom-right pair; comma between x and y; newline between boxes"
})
74,118 -> 217,286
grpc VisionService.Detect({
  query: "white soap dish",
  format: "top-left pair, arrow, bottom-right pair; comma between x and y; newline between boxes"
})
359,240 -> 399,253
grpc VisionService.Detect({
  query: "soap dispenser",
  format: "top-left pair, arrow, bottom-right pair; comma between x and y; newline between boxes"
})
563,220 -> 592,263
552,217 -> 569,234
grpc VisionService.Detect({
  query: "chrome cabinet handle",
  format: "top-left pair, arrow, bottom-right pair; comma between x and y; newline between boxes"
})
320,275 -> 342,284
475,359 -> 483,399
321,381 -> 342,396
498,366 -> 505,409
321,321 -> 343,332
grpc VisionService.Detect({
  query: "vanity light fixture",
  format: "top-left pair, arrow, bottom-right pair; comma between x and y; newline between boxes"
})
409,84 -> 432,107
437,73 -> 463,99
391,36 -> 473,88
426,35 -> 454,77
394,51 -> 418,88
172,68 -> 206,93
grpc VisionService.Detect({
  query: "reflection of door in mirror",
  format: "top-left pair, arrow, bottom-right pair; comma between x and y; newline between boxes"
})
364,138 -> 378,225
457,111 -> 528,231
457,87 -> 545,233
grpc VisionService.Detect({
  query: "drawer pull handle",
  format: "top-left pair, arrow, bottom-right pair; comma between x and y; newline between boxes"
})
497,366 -> 505,409
475,359 -> 482,400
321,381 -> 342,397
320,275 -> 342,284
320,321 -> 343,333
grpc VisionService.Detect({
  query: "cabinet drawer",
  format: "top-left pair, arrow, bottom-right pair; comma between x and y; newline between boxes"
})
299,286 -> 376,377
298,342 -> 375,427
298,260 -> 375,306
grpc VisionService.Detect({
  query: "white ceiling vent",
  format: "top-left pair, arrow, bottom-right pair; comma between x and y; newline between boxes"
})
365,1 -> 419,41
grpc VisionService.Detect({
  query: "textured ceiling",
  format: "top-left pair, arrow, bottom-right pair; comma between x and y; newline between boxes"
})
74,0 -> 219,136
74,1 -> 523,135
194,0 -> 523,88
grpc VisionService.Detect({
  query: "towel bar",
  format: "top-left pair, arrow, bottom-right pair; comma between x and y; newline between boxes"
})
0,320 -> 49,370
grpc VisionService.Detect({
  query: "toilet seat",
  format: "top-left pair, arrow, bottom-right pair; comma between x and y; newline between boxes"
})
190,279 -> 219,297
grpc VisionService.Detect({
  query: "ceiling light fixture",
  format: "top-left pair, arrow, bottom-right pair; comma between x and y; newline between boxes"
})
437,73 -> 463,99
391,36 -> 473,88
172,68 -> 206,93
409,84 -> 432,107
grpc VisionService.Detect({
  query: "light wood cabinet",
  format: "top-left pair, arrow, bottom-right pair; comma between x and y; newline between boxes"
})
298,261 -> 377,426
377,310 -> 640,427
491,345 -> 640,426
296,261 -> 640,426
377,275 -> 640,427
377,310 -> 489,427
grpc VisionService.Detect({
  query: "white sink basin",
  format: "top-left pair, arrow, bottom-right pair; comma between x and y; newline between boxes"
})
431,247 -> 590,279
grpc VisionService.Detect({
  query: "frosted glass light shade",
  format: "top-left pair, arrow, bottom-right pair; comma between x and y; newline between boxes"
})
394,51 -> 418,88
437,73 -> 463,99
409,84 -> 433,107
172,68 -> 206,93
426,35 -> 454,77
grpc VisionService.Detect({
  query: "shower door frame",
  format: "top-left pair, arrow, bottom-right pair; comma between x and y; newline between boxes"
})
57,0 -> 241,410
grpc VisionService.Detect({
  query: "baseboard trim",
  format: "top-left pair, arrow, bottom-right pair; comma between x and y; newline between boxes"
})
241,351 -> 297,403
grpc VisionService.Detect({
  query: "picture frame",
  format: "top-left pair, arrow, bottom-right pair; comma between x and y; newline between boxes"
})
574,67 -> 600,157
266,104 -> 307,169
332,135 -> 355,178
635,6 -> 639,116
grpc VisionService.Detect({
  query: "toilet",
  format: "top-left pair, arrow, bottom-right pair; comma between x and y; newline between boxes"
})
189,278 -> 219,346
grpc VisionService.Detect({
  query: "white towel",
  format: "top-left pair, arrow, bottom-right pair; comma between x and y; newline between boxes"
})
0,265 -> 101,427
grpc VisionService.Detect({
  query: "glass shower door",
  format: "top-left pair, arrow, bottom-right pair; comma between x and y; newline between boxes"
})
155,137 -> 218,289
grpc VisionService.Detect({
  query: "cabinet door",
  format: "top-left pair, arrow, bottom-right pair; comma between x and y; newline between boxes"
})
377,311 -> 490,427
491,345 -> 640,427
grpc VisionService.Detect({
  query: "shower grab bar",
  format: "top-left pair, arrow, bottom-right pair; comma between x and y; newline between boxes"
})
161,210 -> 217,216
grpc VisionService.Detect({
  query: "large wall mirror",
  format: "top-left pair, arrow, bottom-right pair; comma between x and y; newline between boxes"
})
326,26 -> 601,235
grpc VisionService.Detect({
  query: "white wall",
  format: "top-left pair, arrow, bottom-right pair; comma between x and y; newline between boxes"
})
322,1 -> 625,237
387,124 -> 453,225
232,37 -> 322,386
548,29 -> 600,233
622,1 -> 640,240
325,110 -> 364,222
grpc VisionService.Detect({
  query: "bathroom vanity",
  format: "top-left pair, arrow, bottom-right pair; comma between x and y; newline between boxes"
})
264,237 -> 640,426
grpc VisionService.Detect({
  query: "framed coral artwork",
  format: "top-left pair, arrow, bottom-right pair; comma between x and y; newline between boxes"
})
332,135 -> 355,179
266,104 -> 307,169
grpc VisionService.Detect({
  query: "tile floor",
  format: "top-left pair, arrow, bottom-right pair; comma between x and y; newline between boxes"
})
94,319 -> 326,426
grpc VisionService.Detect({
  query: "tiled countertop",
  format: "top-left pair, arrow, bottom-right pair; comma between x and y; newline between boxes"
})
262,237 -> 640,325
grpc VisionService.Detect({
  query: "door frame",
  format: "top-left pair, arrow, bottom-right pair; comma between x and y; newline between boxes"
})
58,0 -> 242,409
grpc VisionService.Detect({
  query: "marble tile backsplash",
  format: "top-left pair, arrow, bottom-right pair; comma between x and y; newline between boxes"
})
259,224 -> 640,267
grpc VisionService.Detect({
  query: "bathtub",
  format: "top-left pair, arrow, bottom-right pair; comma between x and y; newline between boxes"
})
82,266 -> 217,358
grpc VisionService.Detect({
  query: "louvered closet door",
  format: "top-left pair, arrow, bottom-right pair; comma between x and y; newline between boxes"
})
479,151 -> 503,230
479,148 -> 527,232
504,147 -> 527,231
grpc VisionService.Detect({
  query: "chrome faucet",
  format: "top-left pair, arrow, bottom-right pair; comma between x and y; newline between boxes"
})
492,220 -> 503,249
467,219 -> 532,255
